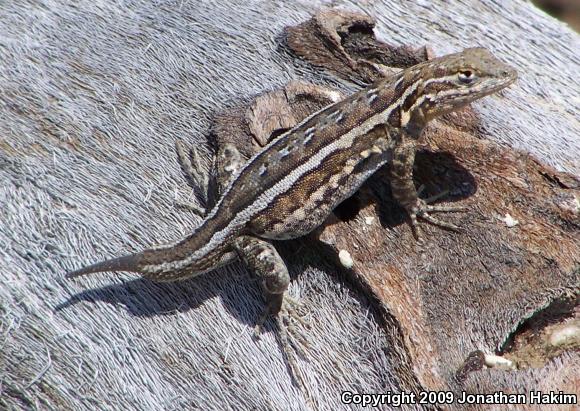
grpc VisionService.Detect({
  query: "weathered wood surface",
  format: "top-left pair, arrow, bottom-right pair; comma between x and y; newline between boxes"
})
1,1 -> 578,410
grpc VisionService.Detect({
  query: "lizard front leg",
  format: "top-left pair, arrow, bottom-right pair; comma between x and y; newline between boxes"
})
390,132 -> 465,238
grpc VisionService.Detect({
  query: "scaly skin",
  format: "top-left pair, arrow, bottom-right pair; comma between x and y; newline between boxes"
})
67,47 -> 517,320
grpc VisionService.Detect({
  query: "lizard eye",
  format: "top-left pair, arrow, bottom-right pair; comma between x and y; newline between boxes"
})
458,70 -> 476,84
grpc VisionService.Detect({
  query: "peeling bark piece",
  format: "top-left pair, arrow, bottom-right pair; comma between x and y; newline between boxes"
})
246,90 -> 299,147
213,81 -> 345,155
246,80 -> 345,147
212,106 -> 256,160
285,9 -> 430,83
501,294 -> 579,369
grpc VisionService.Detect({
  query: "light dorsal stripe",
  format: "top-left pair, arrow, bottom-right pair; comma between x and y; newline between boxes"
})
142,79 -> 424,273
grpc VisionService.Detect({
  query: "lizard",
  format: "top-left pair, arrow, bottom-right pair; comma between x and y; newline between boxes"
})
67,47 -> 517,324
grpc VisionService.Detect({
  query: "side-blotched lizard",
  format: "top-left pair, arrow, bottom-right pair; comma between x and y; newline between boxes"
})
67,47 -> 517,323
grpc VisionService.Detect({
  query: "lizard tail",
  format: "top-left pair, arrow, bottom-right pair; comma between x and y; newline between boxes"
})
66,254 -> 142,279
66,246 -> 237,281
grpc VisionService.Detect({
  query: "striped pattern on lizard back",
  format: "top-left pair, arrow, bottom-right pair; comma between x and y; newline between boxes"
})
66,47 -> 518,281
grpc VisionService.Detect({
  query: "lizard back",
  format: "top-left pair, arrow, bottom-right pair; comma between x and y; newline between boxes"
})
67,47 -> 516,280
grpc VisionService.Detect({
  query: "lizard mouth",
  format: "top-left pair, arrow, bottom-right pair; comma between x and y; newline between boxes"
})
485,75 -> 518,97
490,66 -> 518,93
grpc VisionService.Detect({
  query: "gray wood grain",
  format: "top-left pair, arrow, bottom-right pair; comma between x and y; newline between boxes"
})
1,1 -> 578,410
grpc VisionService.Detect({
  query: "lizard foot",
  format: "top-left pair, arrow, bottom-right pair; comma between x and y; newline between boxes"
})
254,294 -> 310,338
253,295 -> 309,347
277,296 -> 310,359
174,140 -> 217,216
254,295 -> 311,391
408,196 -> 467,240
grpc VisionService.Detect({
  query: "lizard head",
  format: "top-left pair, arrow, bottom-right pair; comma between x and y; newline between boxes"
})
405,47 -> 518,123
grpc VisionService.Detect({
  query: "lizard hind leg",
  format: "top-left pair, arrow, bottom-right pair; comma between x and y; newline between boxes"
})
174,141 -> 244,216
175,140 -> 215,216
233,235 -> 310,388
232,235 -> 306,336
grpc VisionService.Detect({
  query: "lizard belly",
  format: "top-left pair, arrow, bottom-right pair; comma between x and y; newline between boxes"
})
249,151 -> 390,240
